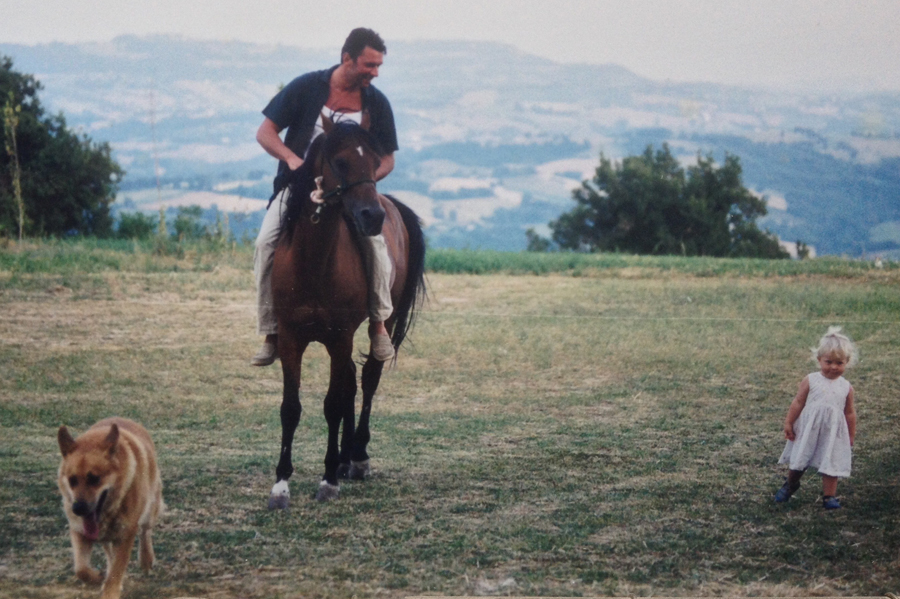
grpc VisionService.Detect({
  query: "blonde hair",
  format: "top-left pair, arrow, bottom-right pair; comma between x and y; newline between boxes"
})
812,326 -> 858,367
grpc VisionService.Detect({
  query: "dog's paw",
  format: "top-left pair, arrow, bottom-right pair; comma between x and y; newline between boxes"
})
139,550 -> 155,573
76,566 -> 104,585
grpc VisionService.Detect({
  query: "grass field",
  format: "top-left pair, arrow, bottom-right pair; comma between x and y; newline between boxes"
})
1,241 -> 898,598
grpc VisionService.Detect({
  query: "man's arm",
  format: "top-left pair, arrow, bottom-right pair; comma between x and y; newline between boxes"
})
375,153 -> 394,181
257,117 -> 304,171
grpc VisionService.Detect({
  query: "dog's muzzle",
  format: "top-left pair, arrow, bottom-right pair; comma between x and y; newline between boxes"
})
72,500 -> 91,517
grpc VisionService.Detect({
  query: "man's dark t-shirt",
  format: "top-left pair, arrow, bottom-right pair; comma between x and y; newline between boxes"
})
262,65 -> 399,196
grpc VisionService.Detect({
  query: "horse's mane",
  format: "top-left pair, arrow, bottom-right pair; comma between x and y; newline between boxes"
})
279,135 -> 323,238
280,122 -> 384,239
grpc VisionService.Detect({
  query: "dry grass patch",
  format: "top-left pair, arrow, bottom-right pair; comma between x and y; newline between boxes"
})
1,264 -> 898,598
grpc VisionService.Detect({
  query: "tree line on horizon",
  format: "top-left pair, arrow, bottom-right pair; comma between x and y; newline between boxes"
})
4,56 -> 787,259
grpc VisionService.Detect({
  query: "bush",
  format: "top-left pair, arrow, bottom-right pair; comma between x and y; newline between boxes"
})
116,212 -> 158,240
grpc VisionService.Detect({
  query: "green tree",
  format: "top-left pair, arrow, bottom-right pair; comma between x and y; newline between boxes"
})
525,227 -> 552,252
172,205 -> 205,240
116,212 -> 158,240
549,144 -> 788,258
2,91 -> 24,241
0,55 -> 123,238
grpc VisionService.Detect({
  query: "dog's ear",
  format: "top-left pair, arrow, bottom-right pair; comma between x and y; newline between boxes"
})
360,110 -> 371,131
58,426 -> 77,456
103,423 -> 119,456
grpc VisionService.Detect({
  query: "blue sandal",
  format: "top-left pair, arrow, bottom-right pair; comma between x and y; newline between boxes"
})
822,496 -> 842,510
774,480 -> 800,503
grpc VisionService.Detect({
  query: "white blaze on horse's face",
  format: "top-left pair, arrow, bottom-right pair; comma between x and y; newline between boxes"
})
356,145 -> 364,157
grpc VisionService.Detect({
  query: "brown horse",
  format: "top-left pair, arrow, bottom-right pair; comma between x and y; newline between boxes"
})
267,118 -> 425,507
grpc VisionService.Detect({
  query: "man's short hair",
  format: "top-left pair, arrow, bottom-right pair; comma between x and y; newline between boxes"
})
341,28 -> 387,61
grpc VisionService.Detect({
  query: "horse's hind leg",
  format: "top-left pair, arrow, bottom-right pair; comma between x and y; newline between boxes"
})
350,355 -> 385,480
269,336 -> 307,510
318,338 -> 357,501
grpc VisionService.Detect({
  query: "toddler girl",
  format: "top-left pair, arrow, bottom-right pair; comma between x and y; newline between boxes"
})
775,326 -> 858,509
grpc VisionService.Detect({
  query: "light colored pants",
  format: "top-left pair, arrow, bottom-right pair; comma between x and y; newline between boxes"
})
254,187 -> 394,335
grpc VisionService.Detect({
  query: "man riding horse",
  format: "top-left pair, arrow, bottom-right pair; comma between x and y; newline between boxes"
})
253,27 -> 398,366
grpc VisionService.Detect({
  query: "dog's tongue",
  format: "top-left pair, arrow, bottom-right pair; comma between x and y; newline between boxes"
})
83,513 -> 99,541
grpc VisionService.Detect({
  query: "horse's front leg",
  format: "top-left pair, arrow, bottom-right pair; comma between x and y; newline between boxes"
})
336,366 -> 359,480
268,336 -> 308,510
317,336 -> 357,501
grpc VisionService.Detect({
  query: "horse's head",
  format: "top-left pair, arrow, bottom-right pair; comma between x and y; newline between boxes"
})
316,117 -> 385,237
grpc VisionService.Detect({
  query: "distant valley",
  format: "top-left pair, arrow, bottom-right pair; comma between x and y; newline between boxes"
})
2,36 -> 899,256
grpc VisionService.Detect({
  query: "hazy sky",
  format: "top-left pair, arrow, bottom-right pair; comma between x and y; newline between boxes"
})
2,0 -> 899,91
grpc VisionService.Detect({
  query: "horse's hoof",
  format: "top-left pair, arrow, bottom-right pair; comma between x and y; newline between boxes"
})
349,460 -> 371,480
315,481 -> 340,502
268,480 -> 290,510
336,463 -> 351,479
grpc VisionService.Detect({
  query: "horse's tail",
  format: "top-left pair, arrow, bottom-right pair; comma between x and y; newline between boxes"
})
386,194 -> 427,353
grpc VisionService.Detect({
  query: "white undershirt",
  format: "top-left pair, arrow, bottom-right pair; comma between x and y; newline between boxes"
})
310,107 -> 363,149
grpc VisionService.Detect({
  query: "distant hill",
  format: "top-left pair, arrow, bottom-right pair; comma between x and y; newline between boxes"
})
2,35 -> 899,256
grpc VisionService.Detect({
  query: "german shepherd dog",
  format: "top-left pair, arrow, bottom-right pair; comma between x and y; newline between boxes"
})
57,417 -> 163,599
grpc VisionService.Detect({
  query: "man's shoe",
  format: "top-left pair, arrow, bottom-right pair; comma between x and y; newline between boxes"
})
370,333 -> 394,362
251,341 -> 278,366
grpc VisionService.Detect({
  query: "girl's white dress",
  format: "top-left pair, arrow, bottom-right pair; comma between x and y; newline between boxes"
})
779,372 -> 852,477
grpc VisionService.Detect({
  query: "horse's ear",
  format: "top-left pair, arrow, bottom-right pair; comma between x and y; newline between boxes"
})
321,112 -> 334,134
360,110 -> 371,131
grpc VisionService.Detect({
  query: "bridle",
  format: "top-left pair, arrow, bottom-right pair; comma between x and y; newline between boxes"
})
308,153 -> 377,224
